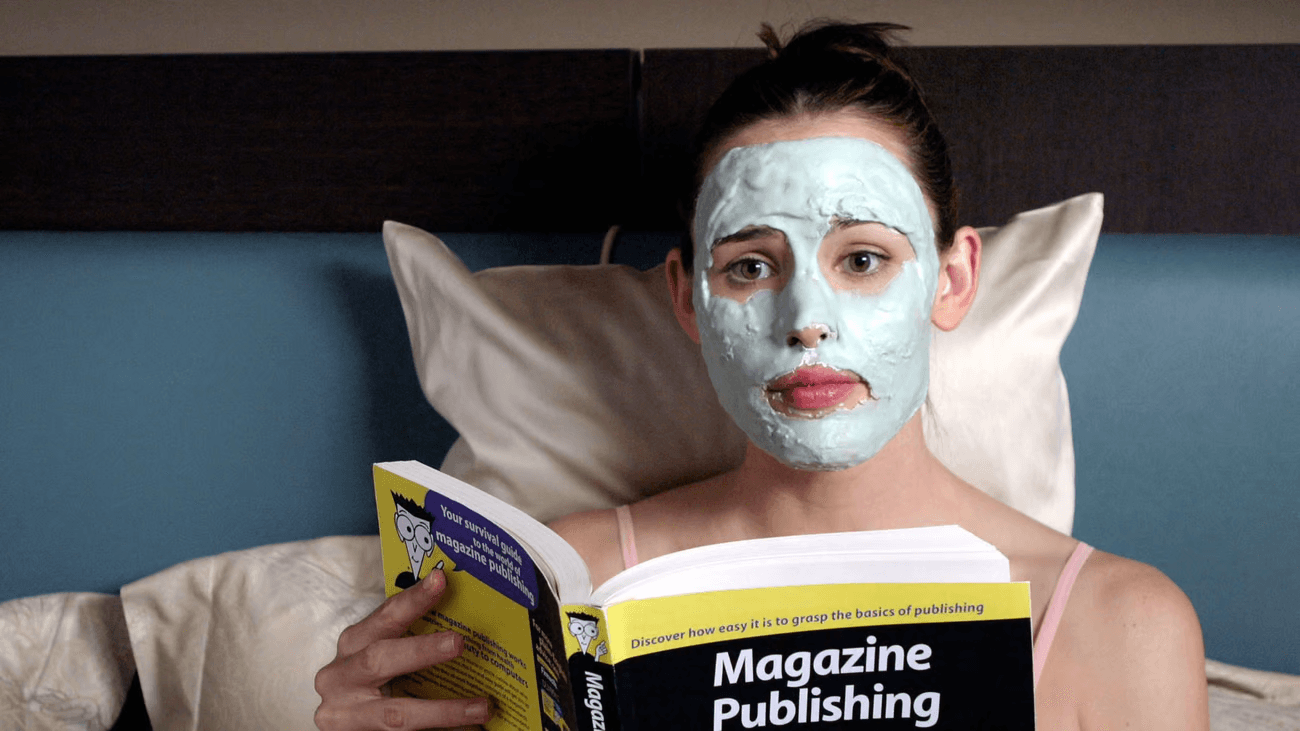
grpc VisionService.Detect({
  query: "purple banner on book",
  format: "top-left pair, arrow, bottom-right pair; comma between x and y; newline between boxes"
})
421,493 -> 540,610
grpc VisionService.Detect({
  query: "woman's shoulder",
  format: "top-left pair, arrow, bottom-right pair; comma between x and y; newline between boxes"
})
1068,549 -> 1204,665
1047,548 -> 1209,728
1075,549 -> 1196,618
547,506 -> 627,588
966,492 -> 1202,644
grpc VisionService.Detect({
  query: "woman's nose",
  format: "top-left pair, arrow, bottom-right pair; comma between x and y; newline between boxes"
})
787,324 -> 833,349
777,269 -> 837,348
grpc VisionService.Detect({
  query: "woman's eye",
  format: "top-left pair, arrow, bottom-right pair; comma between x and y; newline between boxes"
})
727,258 -> 773,281
843,251 -> 882,274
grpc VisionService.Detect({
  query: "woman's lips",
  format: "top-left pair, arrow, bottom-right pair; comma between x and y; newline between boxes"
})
766,366 -> 869,413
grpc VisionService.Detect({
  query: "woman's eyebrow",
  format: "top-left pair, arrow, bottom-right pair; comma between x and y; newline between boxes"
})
711,225 -> 783,250
830,217 -> 874,230
830,217 -> 918,257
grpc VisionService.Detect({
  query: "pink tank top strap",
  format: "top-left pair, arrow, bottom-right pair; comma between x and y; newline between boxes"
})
1033,541 -> 1094,686
614,504 -> 639,570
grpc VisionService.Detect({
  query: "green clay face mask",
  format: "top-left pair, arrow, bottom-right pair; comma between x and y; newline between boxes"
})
691,136 -> 939,470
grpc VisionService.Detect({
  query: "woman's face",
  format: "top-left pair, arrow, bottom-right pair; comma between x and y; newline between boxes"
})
689,112 -> 941,470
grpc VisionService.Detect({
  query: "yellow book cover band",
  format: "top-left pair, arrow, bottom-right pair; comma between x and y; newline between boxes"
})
605,582 -> 1030,662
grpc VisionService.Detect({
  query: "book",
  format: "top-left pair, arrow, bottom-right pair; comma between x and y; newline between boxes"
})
374,460 -> 1036,730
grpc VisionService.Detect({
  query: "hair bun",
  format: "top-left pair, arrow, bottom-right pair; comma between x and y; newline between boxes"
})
757,23 -> 784,59
770,21 -> 910,66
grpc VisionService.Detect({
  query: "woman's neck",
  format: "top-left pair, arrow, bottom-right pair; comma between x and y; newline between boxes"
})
713,414 -> 965,537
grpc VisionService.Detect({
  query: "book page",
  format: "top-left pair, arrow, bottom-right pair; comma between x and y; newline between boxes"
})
376,467 -> 577,731
592,526 -> 1010,605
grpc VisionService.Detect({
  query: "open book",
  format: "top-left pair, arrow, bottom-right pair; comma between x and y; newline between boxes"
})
374,460 -> 1035,730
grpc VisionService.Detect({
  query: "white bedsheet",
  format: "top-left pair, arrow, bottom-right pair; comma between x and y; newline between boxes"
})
0,592 -> 135,731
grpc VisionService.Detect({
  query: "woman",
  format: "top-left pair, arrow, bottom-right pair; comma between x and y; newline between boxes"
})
315,22 -> 1209,731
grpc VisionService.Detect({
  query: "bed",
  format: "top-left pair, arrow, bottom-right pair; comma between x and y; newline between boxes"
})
1,44 -> 1297,730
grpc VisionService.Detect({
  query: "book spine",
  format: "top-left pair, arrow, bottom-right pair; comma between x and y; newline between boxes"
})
562,604 -> 622,731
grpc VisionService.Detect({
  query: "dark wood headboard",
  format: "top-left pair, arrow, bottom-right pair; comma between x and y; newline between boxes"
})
2,45 -> 1295,233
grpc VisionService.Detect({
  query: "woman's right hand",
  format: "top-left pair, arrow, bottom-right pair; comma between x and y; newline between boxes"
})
314,569 -> 492,730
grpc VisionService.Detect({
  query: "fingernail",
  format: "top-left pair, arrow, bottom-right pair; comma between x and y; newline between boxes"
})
422,569 -> 444,591
465,699 -> 491,722
439,632 -> 458,654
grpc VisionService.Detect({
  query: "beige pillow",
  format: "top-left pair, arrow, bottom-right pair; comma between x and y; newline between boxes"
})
120,536 -> 384,731
386,192 -> 1101,533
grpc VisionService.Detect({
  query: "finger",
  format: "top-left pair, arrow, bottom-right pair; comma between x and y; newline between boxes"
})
335,631 -> 467,691
317,630 -> 464,697
337,570 -> 446,658
316,696 -> 491,731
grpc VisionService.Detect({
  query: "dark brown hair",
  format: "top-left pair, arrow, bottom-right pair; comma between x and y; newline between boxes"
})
686,21 -> 958,264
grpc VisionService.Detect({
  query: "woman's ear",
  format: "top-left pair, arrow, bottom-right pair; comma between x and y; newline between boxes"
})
665,248 -> 701,344
931,226 -> 981,331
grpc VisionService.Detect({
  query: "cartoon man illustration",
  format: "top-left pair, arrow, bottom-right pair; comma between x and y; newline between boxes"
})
566,611 -> 614,730
566,611 -> 607,663
392,493 -> 443,589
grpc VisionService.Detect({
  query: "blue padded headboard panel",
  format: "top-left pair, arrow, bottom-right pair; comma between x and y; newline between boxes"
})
2,232 -> 435,597
1,230 -> 1296,676
0,230 -> 613,602
1063,234 -> 1299,675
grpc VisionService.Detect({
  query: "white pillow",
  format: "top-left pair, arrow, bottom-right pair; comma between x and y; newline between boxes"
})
0,592 -> 136,731
924,194 -> 1102,533
386,193 -> 1101,533
120,536 -> 384,731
